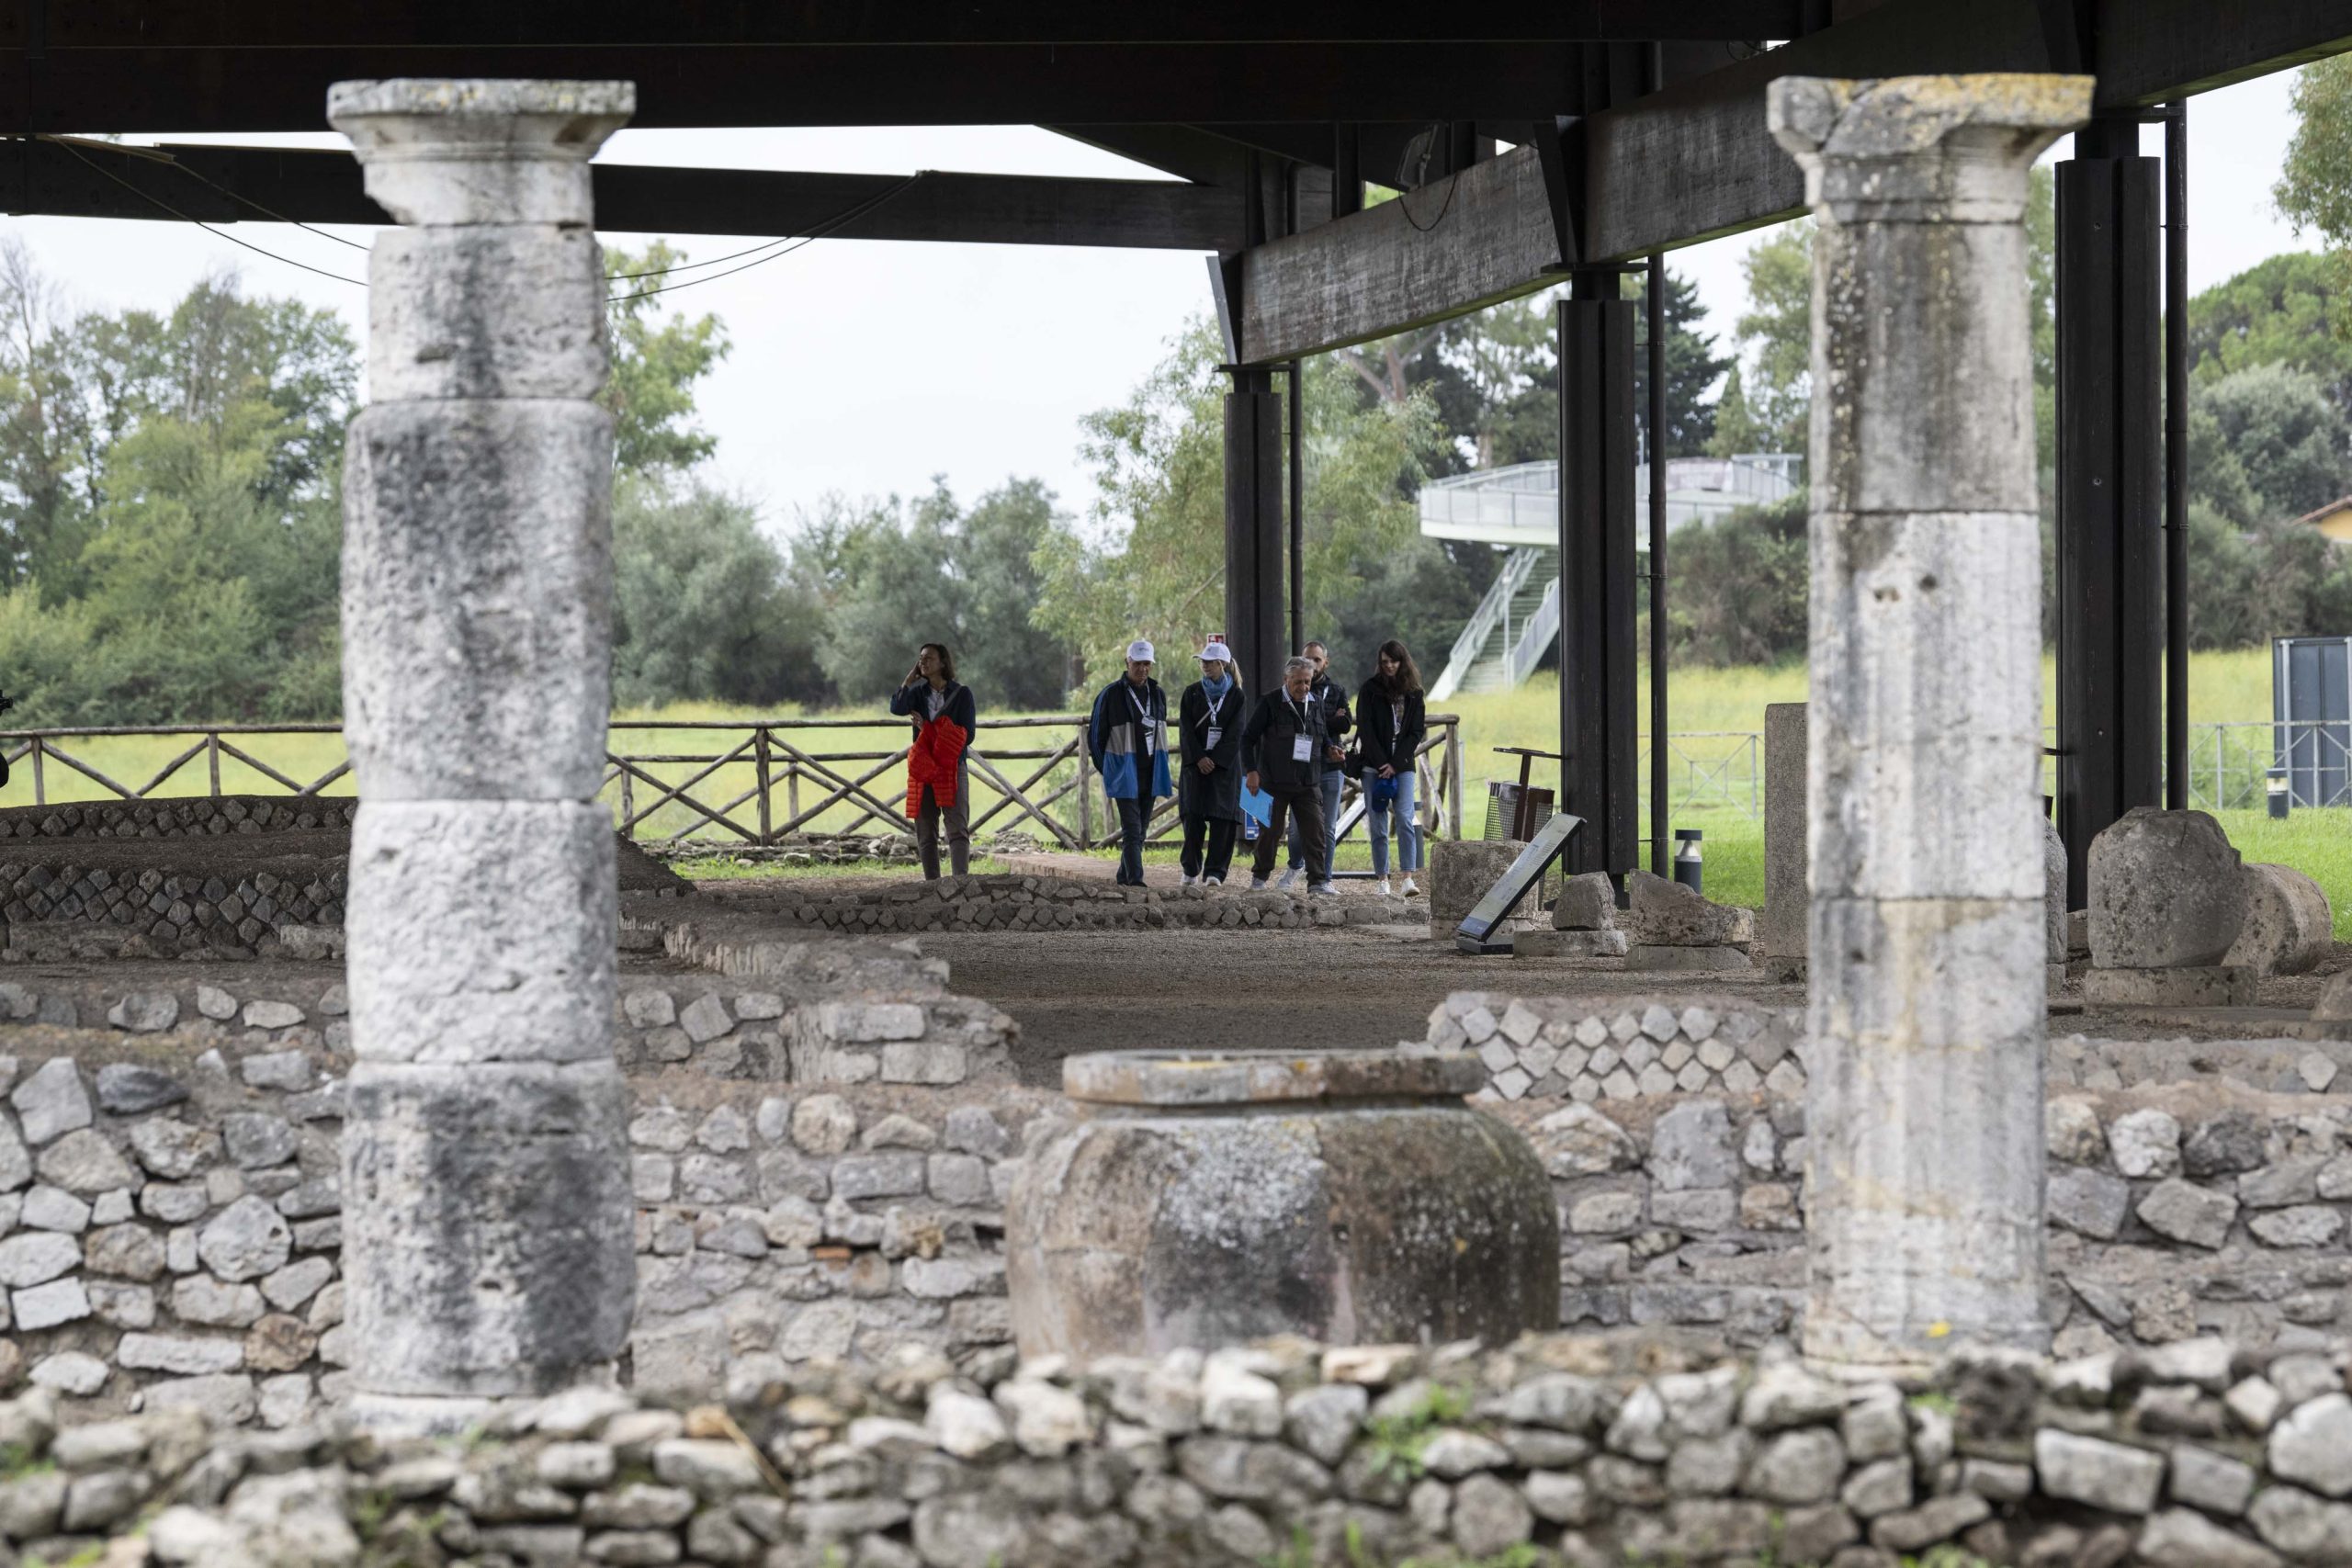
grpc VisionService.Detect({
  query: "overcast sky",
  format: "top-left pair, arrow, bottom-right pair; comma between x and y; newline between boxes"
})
9,67 -> 2315,536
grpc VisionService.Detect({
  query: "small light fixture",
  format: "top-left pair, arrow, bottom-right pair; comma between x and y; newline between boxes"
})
1673,828 -> 1704,896
2267,766 -> 2291,819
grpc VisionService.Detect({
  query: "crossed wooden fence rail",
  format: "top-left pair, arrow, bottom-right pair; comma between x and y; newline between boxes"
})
0,715 -> 1471,854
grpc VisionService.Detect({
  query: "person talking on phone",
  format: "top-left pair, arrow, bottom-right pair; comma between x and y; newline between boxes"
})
888,642 -> 976,879
1241,656 -> 1337,895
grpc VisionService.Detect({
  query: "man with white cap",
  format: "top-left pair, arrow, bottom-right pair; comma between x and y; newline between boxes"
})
1241,655 -> 1339,895
1176,638 -> 1246,886
1087,638 -> 1173,886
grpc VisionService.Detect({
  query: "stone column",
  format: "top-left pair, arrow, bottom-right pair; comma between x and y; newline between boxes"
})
329,79 -> 637,1427
1769,74 -> 2089,1371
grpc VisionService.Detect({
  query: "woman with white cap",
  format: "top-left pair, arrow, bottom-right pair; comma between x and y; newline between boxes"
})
1086,638 -> 1173,886
1176,640 -> 1246,886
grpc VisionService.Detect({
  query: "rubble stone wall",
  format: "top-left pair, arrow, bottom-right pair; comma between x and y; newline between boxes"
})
0,795 -> 357,842
15,1332 -> 2352,1568
0,1030 -> 1053,1435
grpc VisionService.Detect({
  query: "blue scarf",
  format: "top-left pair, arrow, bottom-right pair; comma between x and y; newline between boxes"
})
1200,672 -> 1233,702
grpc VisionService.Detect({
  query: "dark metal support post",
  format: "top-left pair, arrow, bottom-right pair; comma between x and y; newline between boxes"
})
1558,274 -> 1640,877
2056,116 -> 2164,907
1645,254 -> 1668,876
2165,103 -> 2189,810
1332,125 -> 1363,220
1223,367 -> 1284,699
1287,359 -> 1305,652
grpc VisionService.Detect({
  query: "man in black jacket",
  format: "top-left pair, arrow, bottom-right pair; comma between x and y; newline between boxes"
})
1281,640 -> 1351,889
1242,657 -> 1338,895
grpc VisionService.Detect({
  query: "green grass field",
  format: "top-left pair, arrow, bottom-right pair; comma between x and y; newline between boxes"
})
4,647 -> 2340,930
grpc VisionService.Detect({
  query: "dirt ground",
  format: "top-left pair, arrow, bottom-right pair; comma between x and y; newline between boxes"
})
918,922 -> 1798,1087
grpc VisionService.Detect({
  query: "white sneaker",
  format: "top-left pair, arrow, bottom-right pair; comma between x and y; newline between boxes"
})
1276,868 -> 1301,890
1375,878 -> 1393,897
1250,876 -> 1268,890
1311,882 -> 1340,897
1401,877 -> 1420,897
1204,875 -> 1222,888
1180,873 -> 1198,886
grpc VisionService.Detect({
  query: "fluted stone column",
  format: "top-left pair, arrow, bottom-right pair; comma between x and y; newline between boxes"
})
1770,74 -> 2090,1371
329,79 -> 637,1427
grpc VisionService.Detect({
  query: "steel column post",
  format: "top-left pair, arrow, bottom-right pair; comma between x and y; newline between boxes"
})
2056,117 -> 2163,908
2165,104 -> 2190,810
1557,275 -> 1639,876
1223,366 -> 1285,700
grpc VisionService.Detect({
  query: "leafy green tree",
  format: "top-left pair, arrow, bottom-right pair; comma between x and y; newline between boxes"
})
806,479 -> 1077,709
2277,54 -> 2352,297
1707,223 -> 1812,457
2188,252 -> 2352,413
611,475 -> 831,709
1037,319 -> 1443,691
2192,362 -> 2352,525
602,243 -> 730,475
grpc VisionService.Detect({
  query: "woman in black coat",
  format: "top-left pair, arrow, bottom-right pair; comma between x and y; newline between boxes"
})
1355,639 -> 1428,897
1177,641 -> 1246,886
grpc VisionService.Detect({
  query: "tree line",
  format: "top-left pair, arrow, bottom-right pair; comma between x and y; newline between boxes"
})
5,61 -> 2352,725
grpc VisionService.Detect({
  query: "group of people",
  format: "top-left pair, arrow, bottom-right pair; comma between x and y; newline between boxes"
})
888,634 -> 1427,896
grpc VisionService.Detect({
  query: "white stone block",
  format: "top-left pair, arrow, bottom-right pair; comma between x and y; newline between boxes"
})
340,399 -> 614,801
369,227 -> 607,401
330,79 -> 633,227
345,801 -> 616,1065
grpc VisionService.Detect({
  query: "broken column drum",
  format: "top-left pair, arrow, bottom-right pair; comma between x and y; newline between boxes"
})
1006,1051 -> 1558,1359
329,79 -> 637,1423
1769,74 -> 2091,1370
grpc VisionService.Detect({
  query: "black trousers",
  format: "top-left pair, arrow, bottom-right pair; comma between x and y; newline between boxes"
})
1114,795 -> 1150,885
1181,816 -> 1238,882
1250,784 -> 1328,884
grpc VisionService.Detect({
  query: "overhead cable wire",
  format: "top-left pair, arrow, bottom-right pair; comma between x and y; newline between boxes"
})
604,172 -> 929,301
36,135 -> 368,287
28,135 -> 927,301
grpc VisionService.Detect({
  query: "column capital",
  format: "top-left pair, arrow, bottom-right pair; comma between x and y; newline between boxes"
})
329,78 -> 634,226
1769,73 -> 2091,224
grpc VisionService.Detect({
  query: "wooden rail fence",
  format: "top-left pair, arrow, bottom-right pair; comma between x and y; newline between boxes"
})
0,715 -> 1471,853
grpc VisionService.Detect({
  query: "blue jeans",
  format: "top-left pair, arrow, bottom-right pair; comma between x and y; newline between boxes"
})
1364,767 -> 1422,875
1286,770 -> 1344,877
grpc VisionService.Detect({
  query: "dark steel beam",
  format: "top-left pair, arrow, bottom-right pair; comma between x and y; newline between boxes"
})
30,4 -> 1804,50
2,41 -> 1624,132
2055,121 -> 2164,908
1237,0 -> 2352,361
0,139 -> 1245,249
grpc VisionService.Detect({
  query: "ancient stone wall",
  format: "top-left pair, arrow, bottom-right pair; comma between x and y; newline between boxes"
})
14,1332 -> 2352,1567
1442,992 -> 2352,1355
0,1032 -> 1047,1433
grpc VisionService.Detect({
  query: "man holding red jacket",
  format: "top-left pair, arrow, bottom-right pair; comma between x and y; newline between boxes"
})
890,643 -> 977,879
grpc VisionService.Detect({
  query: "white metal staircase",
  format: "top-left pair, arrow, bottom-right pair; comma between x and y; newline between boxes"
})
1423,454 -> 1800,698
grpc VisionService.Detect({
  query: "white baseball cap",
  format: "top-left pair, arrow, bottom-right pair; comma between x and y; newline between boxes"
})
1197,641 -> 1233,663
1126,638 -> 1155,662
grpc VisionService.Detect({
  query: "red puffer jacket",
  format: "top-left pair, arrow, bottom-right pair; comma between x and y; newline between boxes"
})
893,680 -> 977,813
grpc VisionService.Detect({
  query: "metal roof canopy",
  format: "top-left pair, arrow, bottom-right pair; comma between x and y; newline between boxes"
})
1,1 -> 2347,361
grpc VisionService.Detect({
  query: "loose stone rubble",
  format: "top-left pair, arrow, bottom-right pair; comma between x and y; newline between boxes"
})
2226,863 -> 2334,978
20,1333 -> 2352,1567
2087,807 -> 2257,1006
